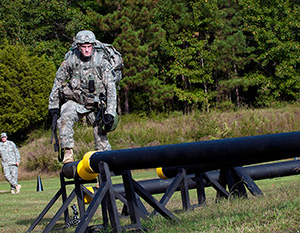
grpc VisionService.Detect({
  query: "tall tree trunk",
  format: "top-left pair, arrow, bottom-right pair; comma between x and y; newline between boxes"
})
201,57 -> 209,112
234,63 -> 240,108
182,74 -> 190,114
123,87 -> 129,113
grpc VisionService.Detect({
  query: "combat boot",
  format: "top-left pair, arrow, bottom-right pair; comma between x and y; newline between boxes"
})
63,148 -> 74,164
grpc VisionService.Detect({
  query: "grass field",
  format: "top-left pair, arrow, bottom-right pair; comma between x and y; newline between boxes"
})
1,167 -> 300,233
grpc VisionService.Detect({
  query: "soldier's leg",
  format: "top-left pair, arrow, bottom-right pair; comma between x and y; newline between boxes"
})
3,165 -> 17,190
58,100 -> 81,149
10,165 -> 19,186
86,112 -> 111,151
93,127 -> 111,151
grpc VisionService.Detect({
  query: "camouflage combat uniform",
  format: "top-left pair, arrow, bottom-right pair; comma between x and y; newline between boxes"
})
49,45 -> 117,151
0,140 -> 21,190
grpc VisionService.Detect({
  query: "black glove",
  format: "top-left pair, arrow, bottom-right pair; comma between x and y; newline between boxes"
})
103,114 -> 114,131
49,108 -> 60,119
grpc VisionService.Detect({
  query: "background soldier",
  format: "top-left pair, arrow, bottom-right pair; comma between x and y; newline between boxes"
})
0,133 -> 21,194
49,30 -> 117,164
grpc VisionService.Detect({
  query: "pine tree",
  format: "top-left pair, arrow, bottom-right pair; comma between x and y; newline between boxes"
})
211,0 -> 255,108
240,0 -> 300,106
94,0 -> 171,113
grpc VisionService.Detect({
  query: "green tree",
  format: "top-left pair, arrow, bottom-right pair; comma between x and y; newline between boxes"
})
210,0 -> 255,108
155,0 -> 219,113
95,0 -> 172,113
0,0 -> 95,67
0,42 -> 56,136
154,0 -> 195,113
240,0 -> 300,106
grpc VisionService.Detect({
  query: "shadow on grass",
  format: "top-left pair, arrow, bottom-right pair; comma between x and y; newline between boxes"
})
17,217 -> 69,232
0,189 -> 10,194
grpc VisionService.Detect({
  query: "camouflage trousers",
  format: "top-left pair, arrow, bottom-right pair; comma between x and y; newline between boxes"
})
3,164 -> 18,189
57,100 -> 111,151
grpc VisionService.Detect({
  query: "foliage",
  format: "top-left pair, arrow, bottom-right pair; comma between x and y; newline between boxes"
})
156,0 -> 219,113
0,41 -> 56,135
212,1 -> 256,108
94,0 -> 173,113
0,0 -> 94,67
1,0 -> 300,135
240,0 -> 300,106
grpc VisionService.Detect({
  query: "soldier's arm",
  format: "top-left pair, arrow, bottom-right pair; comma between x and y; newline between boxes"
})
102,60 -> 117,117
12,142 -> 21,164
48,53 -> 72,109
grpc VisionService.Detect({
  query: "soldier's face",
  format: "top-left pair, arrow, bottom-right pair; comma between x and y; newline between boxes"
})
80,44 -> 93,57
1,136 -> 7,142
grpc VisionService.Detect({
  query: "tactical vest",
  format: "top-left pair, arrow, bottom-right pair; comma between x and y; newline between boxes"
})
60,49 -> 107,110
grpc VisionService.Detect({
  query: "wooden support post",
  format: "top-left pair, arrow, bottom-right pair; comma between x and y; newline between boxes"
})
222,168 -> 247,198
26,189 -> 63,232
100,162 -> 122,232
133,180 -> 177,220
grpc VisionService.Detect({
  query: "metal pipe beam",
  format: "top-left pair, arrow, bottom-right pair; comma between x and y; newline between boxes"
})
63,131 -> 300,179
158,159 -> 300,180
112,160 -> 300,195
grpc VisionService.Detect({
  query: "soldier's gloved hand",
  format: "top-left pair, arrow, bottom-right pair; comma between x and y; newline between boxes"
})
49,108 -> 60,119
103,114 -> 114,131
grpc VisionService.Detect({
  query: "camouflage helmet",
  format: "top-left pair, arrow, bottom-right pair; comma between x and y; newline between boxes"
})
75,30 -> 96,45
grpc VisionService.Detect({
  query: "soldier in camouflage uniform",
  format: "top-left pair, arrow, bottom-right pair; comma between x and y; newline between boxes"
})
49,30 -> 117,164
0,133 -> 21,194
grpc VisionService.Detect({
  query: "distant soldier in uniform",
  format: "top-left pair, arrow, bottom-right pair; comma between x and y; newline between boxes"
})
49,30 -> 117,164
0,133 -> 21,194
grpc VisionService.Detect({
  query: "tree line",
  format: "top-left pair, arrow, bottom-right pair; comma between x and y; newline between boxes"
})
0,0 -> 300,136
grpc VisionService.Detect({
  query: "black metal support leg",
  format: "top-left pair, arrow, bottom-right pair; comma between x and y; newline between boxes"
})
42,189 -> 77,233
178,168 -> 190,211
74,162 -> 121,233
26,188 -> 63,232
133,179 -> 177,220
233,166 -> 263,196
74,176 -> 86,217
204,171 -> 230,200
194,172 -> 206,205
60,172 -> 70,224
122,170 -> 142,228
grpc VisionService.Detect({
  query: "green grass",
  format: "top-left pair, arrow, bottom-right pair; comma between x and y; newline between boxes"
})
0,178 -> 65,232
1,170 -> 300,232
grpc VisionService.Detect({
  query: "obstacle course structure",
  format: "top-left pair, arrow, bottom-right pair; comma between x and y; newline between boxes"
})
27,131 -> 300,232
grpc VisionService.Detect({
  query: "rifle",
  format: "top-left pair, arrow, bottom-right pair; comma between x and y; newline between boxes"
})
95,94 -> 118,132
95,95 -> 106,123
50,114 -> 63,162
